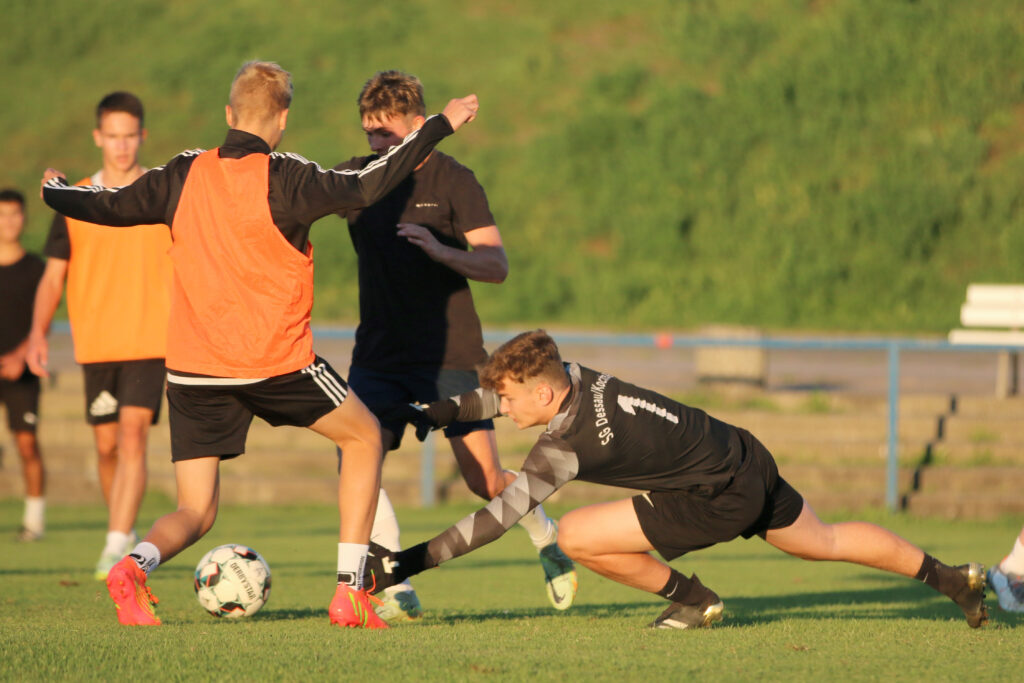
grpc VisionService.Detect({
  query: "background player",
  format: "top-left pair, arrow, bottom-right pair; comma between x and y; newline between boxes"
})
333,70 -> 575,621
26,92 -> 171,578
367,330 -> 989,630
0,189 -> 47,541
989,525 -> 1024,612
40,60 -> 479,628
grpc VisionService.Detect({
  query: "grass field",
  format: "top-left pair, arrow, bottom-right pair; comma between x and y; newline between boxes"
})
1,497 -> 1021,680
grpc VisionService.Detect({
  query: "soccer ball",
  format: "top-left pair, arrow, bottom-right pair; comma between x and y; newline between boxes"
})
194,544 -> 271,618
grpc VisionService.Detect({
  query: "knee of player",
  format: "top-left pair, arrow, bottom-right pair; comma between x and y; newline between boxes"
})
14,433 -> 41,459
176,499 -> 219,533
554,512 -> 588,560
199,508 -> 218,537
95,443 -> 118,462
467,471 -> 505,500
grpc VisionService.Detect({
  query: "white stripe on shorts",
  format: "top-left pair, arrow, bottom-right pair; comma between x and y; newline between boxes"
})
167,373 -> 268,386
301,362 -> 348,406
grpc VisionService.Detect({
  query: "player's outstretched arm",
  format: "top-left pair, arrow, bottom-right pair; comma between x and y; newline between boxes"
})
289,95 -> 479,222
363,437 -> 580,590
41,162 -> 176,227
380,387 -> 503,441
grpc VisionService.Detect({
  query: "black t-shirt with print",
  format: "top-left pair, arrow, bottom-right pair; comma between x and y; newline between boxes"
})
0,252 -> 45,354
335,151 -> 495,371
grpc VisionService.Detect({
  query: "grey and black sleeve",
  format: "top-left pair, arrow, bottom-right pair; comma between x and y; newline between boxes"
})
423,387 -> 503,427
396,434 -> 580,575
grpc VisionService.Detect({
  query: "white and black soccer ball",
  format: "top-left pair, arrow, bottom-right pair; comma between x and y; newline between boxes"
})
194,544 -> 271,618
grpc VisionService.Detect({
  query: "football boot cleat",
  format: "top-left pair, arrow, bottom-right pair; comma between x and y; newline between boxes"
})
987,564 -> 1024,613
951,562 -> 989,628
106,557 -> 160,626
539,530 -> 578,611
650,593 -> 724,630
374,588 -> 424,623
329,583 -> 389,629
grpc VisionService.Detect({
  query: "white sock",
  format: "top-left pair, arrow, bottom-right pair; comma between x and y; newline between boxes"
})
370,489 -> 402,551
23,497 -> 45,533
338,542 -> 369,590
128,542 -> 161,575
506,470 -> 556,549
371,489 -> 414,594
1000,537 -> 1024,575
103,530 -> 131,556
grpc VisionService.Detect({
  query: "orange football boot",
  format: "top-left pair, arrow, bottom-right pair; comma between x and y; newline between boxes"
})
106,556 -> 161,625
329,583 -> 388,629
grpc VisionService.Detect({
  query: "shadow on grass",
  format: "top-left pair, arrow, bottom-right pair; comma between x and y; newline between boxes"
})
249,606 -> 323,621
0,519 -> 106,534
424,584 -> 1021,629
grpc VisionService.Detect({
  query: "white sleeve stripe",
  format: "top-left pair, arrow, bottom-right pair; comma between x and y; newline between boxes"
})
270,114 -> 436,179
44,180 -> 116,193
149,148 -> 205,172
45,148 -> 206,192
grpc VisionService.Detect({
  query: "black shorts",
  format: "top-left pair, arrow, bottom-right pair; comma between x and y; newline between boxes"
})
633,429 -> 804,561
167,356 -> 349,461
82,358 -> 165,426
0,368 -> 41,433
347,365 -> 494,451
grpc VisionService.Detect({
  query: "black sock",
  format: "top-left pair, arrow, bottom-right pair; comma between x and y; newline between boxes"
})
914,554 -> 965,599
657,569 -> 718,605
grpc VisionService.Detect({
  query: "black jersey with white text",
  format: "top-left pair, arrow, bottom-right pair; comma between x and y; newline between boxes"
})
334,151 -> 494,372
419,363 -> 748,566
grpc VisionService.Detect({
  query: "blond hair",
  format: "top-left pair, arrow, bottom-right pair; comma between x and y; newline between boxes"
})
358,70 -> 426,122
480,330 -> 567,391
229,61 -> 293,122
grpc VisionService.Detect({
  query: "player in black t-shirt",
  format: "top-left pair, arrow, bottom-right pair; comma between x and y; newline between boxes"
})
367,330 -> 989,630
0,189 -> 47,542
333,72 -> 575,622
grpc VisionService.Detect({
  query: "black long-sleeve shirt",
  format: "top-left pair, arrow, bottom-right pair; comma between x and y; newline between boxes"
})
419,362 -> 748,567
42,115 -> 455,253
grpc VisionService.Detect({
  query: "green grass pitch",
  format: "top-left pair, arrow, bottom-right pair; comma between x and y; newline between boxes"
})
1,497 -> 1021,681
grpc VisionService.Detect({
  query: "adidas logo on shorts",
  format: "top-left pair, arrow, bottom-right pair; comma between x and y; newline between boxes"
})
89,390 -> 119,417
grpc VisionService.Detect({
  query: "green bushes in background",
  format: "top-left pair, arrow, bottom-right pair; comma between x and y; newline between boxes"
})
4,0 -> 1022,332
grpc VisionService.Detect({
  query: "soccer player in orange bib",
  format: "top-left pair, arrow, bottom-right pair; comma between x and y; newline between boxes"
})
41,61 -> 479,627
28,92 -> 171,578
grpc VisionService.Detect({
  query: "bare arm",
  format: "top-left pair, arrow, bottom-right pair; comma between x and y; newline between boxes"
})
396,223 -> 508,283
26,258 -> 68,378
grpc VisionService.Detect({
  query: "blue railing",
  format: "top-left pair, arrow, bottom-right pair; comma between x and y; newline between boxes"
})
312,326 -> 1023,510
